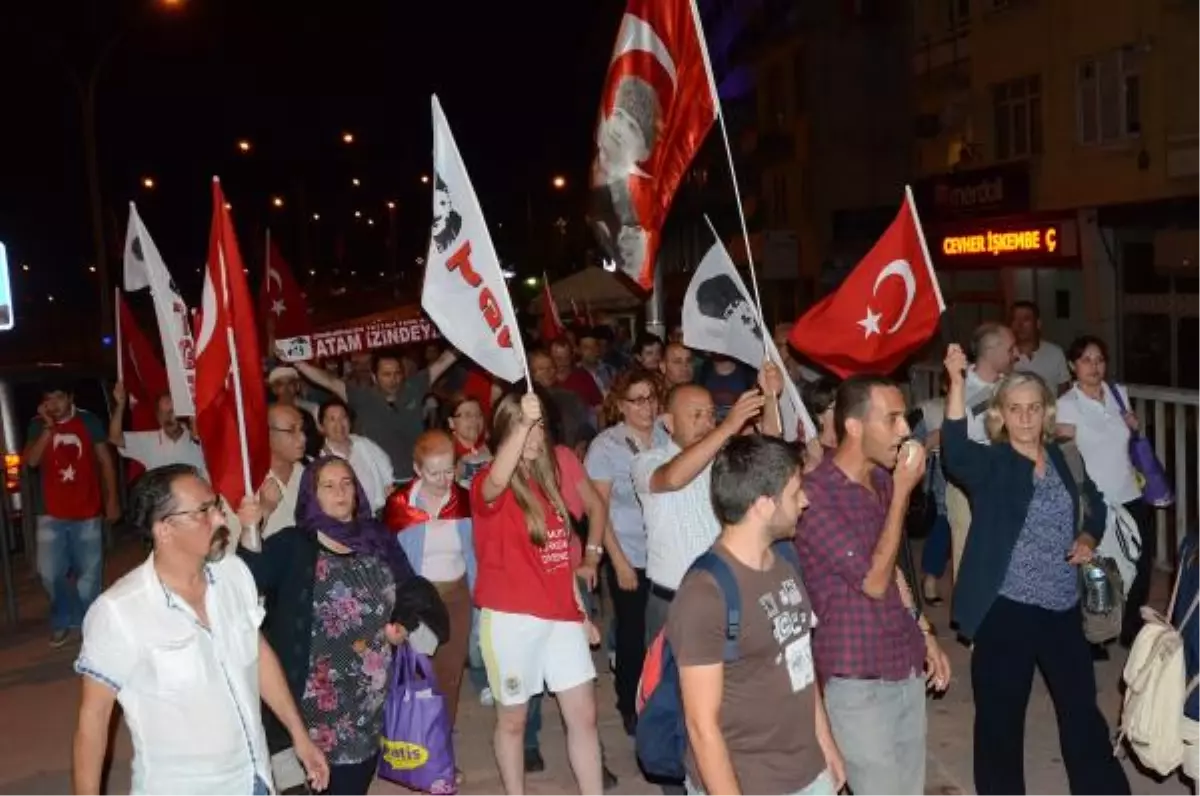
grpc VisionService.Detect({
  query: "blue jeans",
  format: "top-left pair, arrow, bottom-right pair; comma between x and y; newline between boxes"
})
36,516 -> 104,631
921,514 -> 951,579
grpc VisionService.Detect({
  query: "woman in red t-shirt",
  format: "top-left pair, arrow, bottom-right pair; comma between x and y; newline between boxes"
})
471,390 -> 603,795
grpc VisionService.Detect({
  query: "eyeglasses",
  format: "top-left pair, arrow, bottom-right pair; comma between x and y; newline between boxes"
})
163,499 -> 220,523
623,394 -> 656,408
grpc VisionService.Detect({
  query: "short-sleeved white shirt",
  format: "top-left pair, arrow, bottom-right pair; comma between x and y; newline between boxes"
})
632,441 -> 721,591
120,429 -> 208,478
1014,340 -> 1071,390
261,463 -> 304,540
74,554 -> 271,795
1056,383 -> 1141,505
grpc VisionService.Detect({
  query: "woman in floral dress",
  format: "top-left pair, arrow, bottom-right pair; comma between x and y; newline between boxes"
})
241,456 -> 417,795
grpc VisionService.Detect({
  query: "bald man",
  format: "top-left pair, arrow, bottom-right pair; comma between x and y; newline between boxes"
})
633,371 -> 780,643
259,404 -> 308,539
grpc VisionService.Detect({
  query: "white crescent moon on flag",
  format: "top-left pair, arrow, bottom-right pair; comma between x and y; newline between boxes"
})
195,269 -> 218,353
872,259 -> 917,334
266,266 -> 283,294
612,13 -> 678,87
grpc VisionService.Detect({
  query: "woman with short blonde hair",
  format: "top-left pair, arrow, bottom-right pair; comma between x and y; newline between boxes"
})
984,371 -> 1058,444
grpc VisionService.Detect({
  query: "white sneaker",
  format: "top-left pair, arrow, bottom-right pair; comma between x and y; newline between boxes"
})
479,687 -> 494,707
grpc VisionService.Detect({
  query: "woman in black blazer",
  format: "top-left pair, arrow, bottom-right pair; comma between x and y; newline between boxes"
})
940,344 -> 1129,796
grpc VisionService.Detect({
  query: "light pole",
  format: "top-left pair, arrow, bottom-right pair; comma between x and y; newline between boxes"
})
67,0 -> 184,362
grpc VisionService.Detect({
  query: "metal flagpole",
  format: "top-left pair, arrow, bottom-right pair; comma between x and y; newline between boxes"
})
114,286 -> 124,381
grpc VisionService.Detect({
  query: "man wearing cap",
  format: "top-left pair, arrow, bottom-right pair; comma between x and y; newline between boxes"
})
267,366 -> 321,459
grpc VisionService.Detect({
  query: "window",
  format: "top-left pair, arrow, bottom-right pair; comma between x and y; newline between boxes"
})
992,75 -> 1042,160
1077,47 -> 1142,145
948,0 -> 971,30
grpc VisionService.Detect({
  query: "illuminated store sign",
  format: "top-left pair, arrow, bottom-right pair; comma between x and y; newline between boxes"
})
940,225 -> 1062,258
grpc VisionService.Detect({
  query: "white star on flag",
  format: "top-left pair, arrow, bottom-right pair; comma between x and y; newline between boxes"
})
59,465 -> 76,483
857,307 -> 883,338
271,299 -> 286,317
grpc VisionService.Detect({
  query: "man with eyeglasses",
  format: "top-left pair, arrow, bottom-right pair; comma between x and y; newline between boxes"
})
257,404 -> 309,540
72,464 -> 330,795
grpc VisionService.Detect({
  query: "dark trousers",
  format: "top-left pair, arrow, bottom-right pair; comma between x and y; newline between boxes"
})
921,515 -> 951,579
323,754 -> 377,795
971,597 -> 1130,795
604,561 -> 649,718
1121,499 -> 1155,643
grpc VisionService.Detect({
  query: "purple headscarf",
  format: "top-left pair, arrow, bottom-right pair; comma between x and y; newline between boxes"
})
296,456 -> 414,587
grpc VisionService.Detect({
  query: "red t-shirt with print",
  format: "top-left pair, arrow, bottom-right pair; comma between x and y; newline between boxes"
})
28,410 -> 105,520
470,456 -> 583,623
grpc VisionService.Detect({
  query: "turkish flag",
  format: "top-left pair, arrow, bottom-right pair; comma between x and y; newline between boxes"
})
789,188 -> 945,378
194,178 -> 270,507
260,234 -> 312,341
539,278 -> 566,342
117,293 -> 169,432
587,0 -> 717,292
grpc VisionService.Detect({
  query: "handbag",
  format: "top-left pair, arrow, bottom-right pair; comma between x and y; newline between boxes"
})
377,644 -> 457,794
1108,384 -> 1175,508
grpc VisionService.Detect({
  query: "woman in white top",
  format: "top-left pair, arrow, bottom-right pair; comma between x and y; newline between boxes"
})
317,399 -> 395,514
1055,334 -> 1148,645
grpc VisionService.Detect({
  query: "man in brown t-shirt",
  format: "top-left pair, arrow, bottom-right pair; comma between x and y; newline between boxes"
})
668,435 -> 844,795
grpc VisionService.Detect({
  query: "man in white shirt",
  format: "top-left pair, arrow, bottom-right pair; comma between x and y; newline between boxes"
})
632,367 -> 781,644
72,464 -> 328,795
260,404 -> 307,539
109,383 -> 207,477
947,322 -> 1016,578
1010,301 -> 1070,394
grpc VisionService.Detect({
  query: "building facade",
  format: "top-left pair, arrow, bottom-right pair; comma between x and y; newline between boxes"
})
911,0 -> 1198,386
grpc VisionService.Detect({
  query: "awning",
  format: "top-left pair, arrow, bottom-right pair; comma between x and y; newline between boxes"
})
528,267 -> 642,314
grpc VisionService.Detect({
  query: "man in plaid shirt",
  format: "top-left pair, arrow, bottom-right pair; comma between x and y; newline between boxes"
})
796,375 -> 951,795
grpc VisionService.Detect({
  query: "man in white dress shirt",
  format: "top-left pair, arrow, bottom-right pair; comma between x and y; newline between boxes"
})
72,464 -> 328,795
1010,301 -> 1071,394
109,382 -> 207,477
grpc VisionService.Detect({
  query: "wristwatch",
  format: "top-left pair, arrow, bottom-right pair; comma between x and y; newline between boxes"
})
585,544 -> 604,559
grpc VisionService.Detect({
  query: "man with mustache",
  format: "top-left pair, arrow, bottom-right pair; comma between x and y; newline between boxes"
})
72,464 -> 329,795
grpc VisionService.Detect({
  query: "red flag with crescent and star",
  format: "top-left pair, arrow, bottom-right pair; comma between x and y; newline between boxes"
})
587,0 -> 718,292
789,187 -> 945,378
260,234 -> 312,341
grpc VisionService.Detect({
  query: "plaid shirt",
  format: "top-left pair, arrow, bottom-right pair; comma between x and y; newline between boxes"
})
796,458 -> 925,683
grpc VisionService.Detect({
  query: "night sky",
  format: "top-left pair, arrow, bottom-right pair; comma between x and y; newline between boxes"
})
1,0 -> 623,327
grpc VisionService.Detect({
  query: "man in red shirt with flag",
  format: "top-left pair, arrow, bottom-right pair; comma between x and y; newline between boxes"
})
24,379 -> 119,648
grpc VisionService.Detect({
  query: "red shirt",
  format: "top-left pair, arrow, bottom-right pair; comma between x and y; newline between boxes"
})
462,368 -> 496,418
559,368 -> 603,408
471,457 -> 583,623
29,410 -> 105,520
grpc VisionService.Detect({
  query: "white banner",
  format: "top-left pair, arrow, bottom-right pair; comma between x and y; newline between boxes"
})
123,202 -> 196,416
422,95 -> 526,385
682,236 -> 815,441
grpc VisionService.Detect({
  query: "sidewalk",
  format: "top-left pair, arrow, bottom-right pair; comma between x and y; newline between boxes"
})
0,543 -> 1192,795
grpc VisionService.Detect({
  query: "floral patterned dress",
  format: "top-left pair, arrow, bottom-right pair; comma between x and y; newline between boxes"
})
302,549 -> 397,765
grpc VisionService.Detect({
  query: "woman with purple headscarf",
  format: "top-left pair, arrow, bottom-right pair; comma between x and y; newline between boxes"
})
241,456 -> 429,795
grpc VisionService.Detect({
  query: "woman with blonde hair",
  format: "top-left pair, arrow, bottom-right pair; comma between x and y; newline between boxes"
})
941,346 -> 1129,795
472,389 -> 605,795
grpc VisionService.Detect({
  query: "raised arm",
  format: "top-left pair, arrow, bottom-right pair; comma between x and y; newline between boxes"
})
293,360 -> 348,402
757,361 -> 783,438
648,391 -> 764,494
427,348 -> 459,386
108,382 -> 128,449
940,344 -> 995,491
480,392 -> 540,504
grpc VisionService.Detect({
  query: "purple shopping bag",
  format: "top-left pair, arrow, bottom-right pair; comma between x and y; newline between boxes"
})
377,644 -> 457,794
1109,384 -> 1175,508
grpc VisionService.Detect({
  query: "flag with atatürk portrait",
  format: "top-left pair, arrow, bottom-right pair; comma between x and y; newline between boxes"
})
587,0 -> 717,292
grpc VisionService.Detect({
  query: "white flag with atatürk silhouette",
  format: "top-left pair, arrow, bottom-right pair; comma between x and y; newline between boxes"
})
422,95 -> 526,385
682,234 -> 815,441
123,202 -> 196,416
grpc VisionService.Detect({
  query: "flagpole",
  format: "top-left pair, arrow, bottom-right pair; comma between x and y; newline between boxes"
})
114,287 -> 124,381
688,0 -> 769,362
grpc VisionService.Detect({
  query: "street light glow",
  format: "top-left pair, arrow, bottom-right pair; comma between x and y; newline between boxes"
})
141,176 -> 155,189
21,264 -> 29,272
386,201 -> 396,210
272,196 -> 284,208
312,213 -> 321,221
352,178 -> 361,187
524,276 -> 539,287
354,210 -> 362,218
88,265 -> 97,273
224,201 -> 232,211
342,131 -> 355,144
420,174 -> 430,185
552,175 -> 567,189
367,218 -> 375,226
237,139 -> 251,153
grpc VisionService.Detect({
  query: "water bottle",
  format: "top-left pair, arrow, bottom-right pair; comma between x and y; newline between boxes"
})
1080,559 -> 1114,615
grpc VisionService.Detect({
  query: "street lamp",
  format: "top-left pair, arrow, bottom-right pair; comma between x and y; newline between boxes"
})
386,201 -> 396,210
312,212 -> 321,221
354,210 -> 362,218
272,196 -> 284,208
420,175 -> 430,185
342,131 -> 355,144
237,139 -> 251,153
141,176 -> 155,189
552,175 -> 567,189
351,177 -> 361,187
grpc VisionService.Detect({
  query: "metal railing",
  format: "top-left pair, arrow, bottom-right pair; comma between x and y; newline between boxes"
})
907,362 -> 1198,569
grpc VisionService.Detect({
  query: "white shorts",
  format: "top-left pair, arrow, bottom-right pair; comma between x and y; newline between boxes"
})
478,608 -> 596,706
